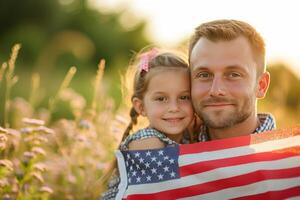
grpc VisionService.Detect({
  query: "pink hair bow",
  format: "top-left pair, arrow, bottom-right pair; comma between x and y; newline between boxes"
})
139,48 -> 158,73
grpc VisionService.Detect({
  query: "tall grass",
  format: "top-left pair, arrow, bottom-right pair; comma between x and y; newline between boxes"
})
0,45 -> 124,199
3,44 -> 21,128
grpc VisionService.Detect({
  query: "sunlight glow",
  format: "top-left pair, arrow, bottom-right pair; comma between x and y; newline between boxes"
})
94,0 -> 300,76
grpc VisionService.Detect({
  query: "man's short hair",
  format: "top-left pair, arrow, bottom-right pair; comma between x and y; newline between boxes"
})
189,19 -> 266,77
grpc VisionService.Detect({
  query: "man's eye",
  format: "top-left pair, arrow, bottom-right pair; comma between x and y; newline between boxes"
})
228,72 -> 242,78
196,72 -> 211,79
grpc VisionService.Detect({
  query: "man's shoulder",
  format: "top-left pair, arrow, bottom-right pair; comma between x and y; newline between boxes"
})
255,113 -> 276,133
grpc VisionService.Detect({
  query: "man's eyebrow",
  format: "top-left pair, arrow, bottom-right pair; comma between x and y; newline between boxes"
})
225,65 -> 248,72
191,65 -> 247,72
191,65 -> 209,72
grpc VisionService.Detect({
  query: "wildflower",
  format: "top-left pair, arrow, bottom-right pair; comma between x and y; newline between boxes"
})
78,119 -> 92,129
31,172 -> 44,183
24,135 -> 48,144
15,169 -> 24,181
3,194 -> 11,200
11,181 -> 18,193
22,117 -> 45,126
32,147 -> 46,156
0,126 -> 8,133
39,186 -> 53,194
35,126 -> 55,134
0,178 -> 9,187
0,142 -> 6,151
35,135 -> 48,143
76,135 -> 88,142
23,151 -> 35,160
0,134 -> 8,150
68,174 -> 76,184
22,157 -> 31,167
0,159 -> 13,171
20,127 -> 33,134
33,163 -> 47,172
0,134 -> 8,143
6,128 -> 20,136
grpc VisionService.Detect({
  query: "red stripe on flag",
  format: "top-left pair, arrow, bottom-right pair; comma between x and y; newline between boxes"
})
180,146 -> 300,177
125,166 -> 300,200
232,185 -> 300,200
180,126 -> 300,155
180,135 -> 251,155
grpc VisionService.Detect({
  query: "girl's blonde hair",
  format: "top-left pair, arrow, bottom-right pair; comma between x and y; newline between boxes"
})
100,47 -> 190,190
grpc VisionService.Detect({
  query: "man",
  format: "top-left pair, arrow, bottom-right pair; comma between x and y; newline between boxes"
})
189,19 -> 276,142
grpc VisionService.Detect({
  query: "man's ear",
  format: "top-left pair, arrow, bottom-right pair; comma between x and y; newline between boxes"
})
132,97 -> 146,116
256,72 -> 270,98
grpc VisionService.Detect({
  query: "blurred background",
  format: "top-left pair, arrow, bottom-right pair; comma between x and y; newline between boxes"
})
0,0 -> 299,199
0,0 -> 299,126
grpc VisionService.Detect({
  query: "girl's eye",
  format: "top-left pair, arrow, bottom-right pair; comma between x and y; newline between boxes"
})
196,72 -> 212,79
155,96 -> 167,102
179,95 -> 190,100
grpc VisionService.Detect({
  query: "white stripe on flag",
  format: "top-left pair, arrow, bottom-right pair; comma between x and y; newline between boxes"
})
116,150 -> 128,200
179,176 -> 300,200
179,135 -> 300,166
124,155 -> 300,197
286,196 -> 300,200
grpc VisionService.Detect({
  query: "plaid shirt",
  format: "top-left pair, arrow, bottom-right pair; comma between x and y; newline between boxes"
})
198,113 -> 276,142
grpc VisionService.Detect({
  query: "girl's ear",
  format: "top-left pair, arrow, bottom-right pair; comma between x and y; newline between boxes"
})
132,97 -> 146,116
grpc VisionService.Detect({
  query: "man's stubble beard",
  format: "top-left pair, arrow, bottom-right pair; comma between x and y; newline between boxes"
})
194,96 -> 255,129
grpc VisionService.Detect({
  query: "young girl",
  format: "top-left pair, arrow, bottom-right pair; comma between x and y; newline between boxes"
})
101,48 -> 196,199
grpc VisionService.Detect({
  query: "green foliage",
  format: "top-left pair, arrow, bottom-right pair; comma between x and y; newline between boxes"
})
0,0 -> 150,117
0,0 -> 149,71
258,63 -> 300,127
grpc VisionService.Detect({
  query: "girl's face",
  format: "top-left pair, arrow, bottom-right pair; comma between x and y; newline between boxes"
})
134,68 -> 194,142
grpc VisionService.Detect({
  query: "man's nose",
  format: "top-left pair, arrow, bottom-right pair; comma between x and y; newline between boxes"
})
209,76 -> 226,96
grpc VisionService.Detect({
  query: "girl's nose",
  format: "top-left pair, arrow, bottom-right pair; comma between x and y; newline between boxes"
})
168,100 -> 180,112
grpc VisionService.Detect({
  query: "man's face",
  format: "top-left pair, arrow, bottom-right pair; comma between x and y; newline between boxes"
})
190,36 -> 260,129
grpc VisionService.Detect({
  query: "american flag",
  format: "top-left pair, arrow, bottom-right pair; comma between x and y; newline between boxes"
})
115,126 -> 300,200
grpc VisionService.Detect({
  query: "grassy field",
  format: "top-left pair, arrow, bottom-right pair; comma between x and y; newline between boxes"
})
0,44 -> 128,199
